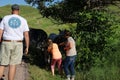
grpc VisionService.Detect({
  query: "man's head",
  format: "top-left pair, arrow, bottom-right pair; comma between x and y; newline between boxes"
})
11,4 -> 19,11
11,4 -> 20,14
64,30 -> 71,38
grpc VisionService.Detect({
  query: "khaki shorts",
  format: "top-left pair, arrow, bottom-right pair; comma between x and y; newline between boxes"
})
0,41 -> 23,65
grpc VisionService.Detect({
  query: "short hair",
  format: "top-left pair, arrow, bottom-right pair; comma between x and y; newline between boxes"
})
11,4 -> 19,10
64,30 -> 71,36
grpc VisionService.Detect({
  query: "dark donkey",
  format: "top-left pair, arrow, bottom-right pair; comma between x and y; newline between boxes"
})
24,28 -> 49,68
28,29 -> 67,68
0,18 -> 67,69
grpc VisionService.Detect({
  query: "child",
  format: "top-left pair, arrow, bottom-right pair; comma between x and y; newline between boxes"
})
47,39 -> 62,76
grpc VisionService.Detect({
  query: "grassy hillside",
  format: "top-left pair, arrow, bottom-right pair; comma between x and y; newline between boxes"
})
1,4 -> 120,80
0,5 -> 77,80
0,5 -> 73,35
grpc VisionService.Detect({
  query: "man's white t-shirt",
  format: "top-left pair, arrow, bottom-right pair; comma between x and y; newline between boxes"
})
66,37 -> 77,56
0,14 -> 29,40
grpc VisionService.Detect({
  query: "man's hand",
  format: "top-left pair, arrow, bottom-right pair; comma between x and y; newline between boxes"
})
24,47 -> 29,55
24,31 -> 29,55
0,29 -> 3,42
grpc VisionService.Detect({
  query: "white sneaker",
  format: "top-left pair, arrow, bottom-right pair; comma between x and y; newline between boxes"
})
65,77 -> 70,80
66,75 -> 71,80
71,75 -> 75,80
71,77 -> 75,80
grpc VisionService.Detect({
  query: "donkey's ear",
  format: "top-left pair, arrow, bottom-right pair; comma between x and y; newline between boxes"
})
0,18 -> 2,22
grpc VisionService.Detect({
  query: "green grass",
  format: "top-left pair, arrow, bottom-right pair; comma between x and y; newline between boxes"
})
0,5 -> 75,80
28,64 -> 65,80
21,3 -> 120,80
86,66 -> 120,80
28,64 -> 120,80
1,4 -> 120,80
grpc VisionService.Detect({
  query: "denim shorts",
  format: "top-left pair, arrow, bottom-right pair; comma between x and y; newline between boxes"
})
0,41 -> 23,65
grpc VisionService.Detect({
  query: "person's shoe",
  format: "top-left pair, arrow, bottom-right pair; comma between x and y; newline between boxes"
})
65,75 -> 71,80
71,77 -> 75,80
65,77 -> 70,80
71,75 -> 75,80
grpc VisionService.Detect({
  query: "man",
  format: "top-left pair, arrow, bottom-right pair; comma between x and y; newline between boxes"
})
63,30 -> 77,80
0,4 -> 29,80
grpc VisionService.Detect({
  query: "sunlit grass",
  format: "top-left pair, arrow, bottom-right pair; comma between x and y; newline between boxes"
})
0,5 -> 70,34
1,3 -> 120,80
28,64 -> 65,80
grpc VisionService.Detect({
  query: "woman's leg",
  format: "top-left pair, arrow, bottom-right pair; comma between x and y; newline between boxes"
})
57,59 -> 62,74
51,59 -> 56,76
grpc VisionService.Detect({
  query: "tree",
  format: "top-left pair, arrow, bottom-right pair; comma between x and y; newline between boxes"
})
25,0 -> 118,23
25,0 -> 119,71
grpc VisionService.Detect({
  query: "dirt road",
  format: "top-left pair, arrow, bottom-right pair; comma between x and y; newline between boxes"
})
3,62 -> 29,80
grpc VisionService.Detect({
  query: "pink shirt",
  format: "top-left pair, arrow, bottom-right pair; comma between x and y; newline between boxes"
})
51,43 -> 62,59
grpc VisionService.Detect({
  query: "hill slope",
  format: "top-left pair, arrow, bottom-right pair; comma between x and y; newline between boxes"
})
0,5 -> 72,35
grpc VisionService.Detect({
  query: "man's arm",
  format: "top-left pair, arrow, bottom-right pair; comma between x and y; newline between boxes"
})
64,42 -> 71,50
24,31 -> 29,54
0,29 -> 3,42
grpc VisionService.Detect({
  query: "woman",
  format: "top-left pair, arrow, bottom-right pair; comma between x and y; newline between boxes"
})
47,39 -> 62,76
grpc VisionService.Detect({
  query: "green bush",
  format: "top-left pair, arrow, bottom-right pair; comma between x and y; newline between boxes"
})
69,10 -> 119,72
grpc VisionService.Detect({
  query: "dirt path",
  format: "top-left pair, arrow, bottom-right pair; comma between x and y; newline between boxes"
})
3,62 -> 29,80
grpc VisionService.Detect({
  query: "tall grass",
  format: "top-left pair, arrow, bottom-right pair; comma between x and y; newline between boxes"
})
28,64 -> 120,80
28,64 -> 65,80
85,66 -> 120,80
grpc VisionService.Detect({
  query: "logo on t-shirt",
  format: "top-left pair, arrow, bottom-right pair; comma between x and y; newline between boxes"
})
8,17 -> 21,28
